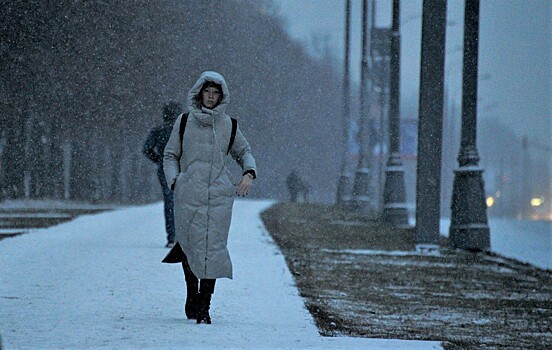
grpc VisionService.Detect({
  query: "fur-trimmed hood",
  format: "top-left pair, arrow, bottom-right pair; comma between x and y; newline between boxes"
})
187,71 -> 230,114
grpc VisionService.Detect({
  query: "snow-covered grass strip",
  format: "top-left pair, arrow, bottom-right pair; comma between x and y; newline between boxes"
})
322,248 -> 420,256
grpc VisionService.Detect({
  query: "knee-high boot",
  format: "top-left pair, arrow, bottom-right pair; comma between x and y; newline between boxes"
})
196,292 -> 212,324
182,258 -> 198,319
196,279 -> 215,324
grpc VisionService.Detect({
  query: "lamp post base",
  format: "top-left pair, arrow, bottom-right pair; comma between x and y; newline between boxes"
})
382,154 -> 409,226
449,166 -> 490,251
352,167 -> 376,216
449,225 -> 490,251
336,174 -> 353,203
383,206 -> 409,227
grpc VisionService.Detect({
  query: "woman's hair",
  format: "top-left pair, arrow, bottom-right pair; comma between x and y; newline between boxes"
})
194,81 -> 223,106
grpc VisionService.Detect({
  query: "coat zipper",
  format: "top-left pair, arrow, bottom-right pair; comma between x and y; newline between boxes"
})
205,123 -> 217,276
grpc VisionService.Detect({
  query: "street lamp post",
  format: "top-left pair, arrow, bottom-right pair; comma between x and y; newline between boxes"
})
382,0 -> 408,226
415,0 -> 447,252
336,0 -> 353,203
352,0 -> 376,215
449,0 -> 490,251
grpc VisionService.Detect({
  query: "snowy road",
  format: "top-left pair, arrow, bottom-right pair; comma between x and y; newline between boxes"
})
0,200 -> 442,349
439,217 -> 552,270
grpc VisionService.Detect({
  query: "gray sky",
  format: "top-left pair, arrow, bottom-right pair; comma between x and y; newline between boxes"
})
272,0 -> 551,146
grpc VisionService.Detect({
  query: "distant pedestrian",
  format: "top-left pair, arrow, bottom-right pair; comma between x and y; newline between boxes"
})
143,101 -> 183,248
162,71 -> 257,324
286,169 -> 310,202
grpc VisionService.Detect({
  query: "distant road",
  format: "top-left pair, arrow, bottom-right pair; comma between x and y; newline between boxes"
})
440,217 -> 552,270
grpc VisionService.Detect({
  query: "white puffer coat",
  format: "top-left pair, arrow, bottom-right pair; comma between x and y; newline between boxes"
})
163,71 -> 257,279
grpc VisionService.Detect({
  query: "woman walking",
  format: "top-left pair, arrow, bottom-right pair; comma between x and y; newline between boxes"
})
162,71 -> 257,324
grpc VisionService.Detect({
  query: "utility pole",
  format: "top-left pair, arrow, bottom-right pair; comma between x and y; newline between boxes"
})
449,0 -> 490,251
336,0 -> 353,203
352,0 -> 375,215
521,135 -> 531,218
415,0 -> 447,253
369,1 -> 391,213
382,0 -> 408,226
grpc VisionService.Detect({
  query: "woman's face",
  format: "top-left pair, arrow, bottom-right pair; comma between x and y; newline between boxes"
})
201,87 -> 222,109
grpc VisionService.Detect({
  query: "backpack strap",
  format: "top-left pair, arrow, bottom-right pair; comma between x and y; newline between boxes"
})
179,113 -> 189,141
180,113 -> 236,155
227,118 -> 237,155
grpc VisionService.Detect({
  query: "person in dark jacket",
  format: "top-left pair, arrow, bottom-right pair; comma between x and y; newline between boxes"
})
286,169 -> 310,203
143,101 -> 183,248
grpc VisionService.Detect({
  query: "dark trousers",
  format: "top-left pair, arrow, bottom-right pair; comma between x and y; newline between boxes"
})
182,254 -> 216,294
157,167 -> 175,243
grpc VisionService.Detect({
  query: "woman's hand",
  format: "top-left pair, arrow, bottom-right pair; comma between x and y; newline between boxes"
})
236,174 -> 253,197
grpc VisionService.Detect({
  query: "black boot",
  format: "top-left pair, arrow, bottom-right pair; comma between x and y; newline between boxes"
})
185,292 -> 199,320
182,259 -> 199,319
196,292 -> 212,324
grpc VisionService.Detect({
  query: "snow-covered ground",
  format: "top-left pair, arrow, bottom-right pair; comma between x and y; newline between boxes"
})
0,199 -> 117,210
0,200 -> 442,349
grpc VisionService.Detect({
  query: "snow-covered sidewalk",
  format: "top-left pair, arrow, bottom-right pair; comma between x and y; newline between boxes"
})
0,200 -> 442,349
